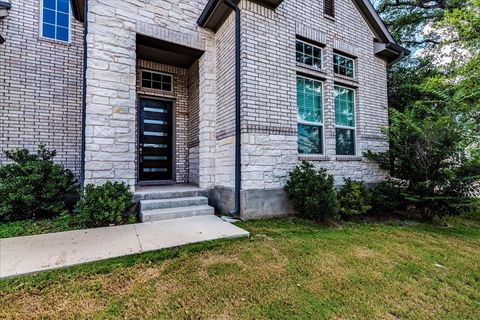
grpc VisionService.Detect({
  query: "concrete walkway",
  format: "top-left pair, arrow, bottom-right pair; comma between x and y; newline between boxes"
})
0,216 -> 249,278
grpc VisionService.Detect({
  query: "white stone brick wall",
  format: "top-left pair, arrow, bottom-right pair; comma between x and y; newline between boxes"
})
0,0 -> 84,175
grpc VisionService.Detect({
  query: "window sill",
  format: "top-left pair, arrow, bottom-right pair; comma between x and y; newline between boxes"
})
38,36 -> 72,46
296,63 -> 327,77
333,74 -> 359,87
335,156 -> 363,162
299,155 -> 330,161
324,14 -> 335,22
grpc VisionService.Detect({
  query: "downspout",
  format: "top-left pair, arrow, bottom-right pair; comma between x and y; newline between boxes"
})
80,0 -> 88,190
223,0 -> 241,217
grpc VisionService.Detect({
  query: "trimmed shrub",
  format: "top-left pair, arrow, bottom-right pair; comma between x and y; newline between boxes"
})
337,179 -> 372,218
0,144 -> 78,222
77,181 -> 136,228
285,161 -> 339,221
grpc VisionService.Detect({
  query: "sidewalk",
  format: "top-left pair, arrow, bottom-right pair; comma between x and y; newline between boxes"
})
0,216 -> 249,278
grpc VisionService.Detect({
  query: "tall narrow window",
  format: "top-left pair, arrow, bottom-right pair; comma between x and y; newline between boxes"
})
41,0 -> 70,42
324,0 -> 335,17
335,86 -> 356,155
333,53 -> 355,78
296,39 -> 323,69
297,76 -> 323,155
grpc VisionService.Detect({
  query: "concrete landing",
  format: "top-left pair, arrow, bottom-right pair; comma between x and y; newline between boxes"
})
0,216 -> 249,278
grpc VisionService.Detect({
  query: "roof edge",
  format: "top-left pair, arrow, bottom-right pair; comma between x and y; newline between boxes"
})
198,0 -> 283,31
71,0 -> 85,22
0,1 -> 11,10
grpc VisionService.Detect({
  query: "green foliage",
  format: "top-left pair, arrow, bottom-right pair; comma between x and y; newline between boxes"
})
337,179 -> 372,218
373,0 -> 469,49
0,144 -> 78,222
365,71 -> 480,219
77,181 -> 136,228
284,161 -> 339,221
371,180 -> 407,215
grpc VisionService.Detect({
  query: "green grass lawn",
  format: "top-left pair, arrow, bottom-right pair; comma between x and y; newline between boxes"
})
0,215 -> 86,239
1,215 -> 479,319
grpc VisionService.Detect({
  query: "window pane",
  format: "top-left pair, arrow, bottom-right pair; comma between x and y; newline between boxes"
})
152,81 -> 162,90
57,0 -> 70,13
335,86 -> 355,127
296,41 -> 303,53
162,82 -> 172,91
42,23 -> 56,39
334,54 -> 355,78
43,9 -> 55,24
56,26 -> 69,42
152,73 -> 162,82
303,55 -> 312,65
336,128 -> 355,155
142,79 -> 151,88
162,75 -> 172,83
44,0 -> 56,10
297,78 -> 322,123
299,124 -> 323,154
142,71 -> 152,81
304,44 -> 313,56
57,12 -> 69,28
313,47 -> 321,59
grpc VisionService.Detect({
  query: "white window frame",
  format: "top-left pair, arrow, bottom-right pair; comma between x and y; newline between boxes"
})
39,0 -> 71,43
296,39 -> 324,70
297,75 -> 325,156
333,53 -> 356,79
334,84 -> 357,156
141,70 -> 174,92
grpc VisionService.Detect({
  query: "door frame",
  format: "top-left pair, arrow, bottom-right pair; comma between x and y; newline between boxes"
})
137,95 -> 177,186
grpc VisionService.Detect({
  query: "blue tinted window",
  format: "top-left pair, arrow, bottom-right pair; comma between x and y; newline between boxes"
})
42,24 -> 56,39
41,0 -> 70,42
56,27 -> 69,42
57,0 -> 70,13
57,12 -> 69,27
44,0 -> 56,10
43,9 -> 55,24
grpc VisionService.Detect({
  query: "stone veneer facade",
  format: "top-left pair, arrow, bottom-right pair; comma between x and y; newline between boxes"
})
1,0 -> 393,219
0,0 -> 84,175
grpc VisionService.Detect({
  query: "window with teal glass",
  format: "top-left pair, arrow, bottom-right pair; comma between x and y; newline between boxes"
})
297,76 -> 323,155
41,0 -> 70,42
296,39 -> 323,69
333,53 -> 355,78
334,86 -> 356,155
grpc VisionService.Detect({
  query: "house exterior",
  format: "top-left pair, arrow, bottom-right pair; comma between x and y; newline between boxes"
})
0,0 -> 408,219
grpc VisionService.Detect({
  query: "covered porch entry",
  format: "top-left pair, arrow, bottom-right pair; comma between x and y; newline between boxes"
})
136,34 -> 203,187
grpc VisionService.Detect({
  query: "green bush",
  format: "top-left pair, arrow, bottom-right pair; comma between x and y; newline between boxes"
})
285,161 -> 339,221
371,180 -> 407,215
77,181 -> 136,228
0,144 -> 78,222
337,179 -> 372,218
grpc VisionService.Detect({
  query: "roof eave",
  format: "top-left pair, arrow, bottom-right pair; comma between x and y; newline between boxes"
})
198,0 -> 283,31
71,0 -> 85,22
374,42 -> 411,63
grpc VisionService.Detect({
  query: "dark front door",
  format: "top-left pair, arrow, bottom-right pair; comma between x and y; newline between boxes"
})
139,98 -> 174,182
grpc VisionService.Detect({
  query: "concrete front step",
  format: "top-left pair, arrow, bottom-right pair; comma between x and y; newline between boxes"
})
135,185 -> 207,201
140,205 -> 215,222
140,196 -> 208,211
